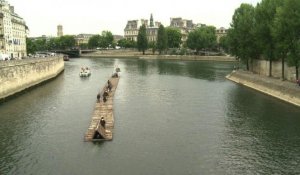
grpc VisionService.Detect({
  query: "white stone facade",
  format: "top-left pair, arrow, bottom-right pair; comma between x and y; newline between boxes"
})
124,15 -> 160,42
0,0 -> 27,58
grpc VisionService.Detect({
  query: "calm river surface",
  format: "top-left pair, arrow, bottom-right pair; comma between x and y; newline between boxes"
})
1,58 -> 300,174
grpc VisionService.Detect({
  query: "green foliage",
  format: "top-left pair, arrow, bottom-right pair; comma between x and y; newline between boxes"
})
148,41 -> 156,54
118,38 -> 136,48
59,35 -> 76,50
227,3 -> 258,70
137,25 -> 148,55
100,31 -> 114,48
165,27 -> 182,48
186,25 -> 217,54
219,35 -> 229,53
156,25 -> 168,54
26,38 -> 36,54
254,0 -> 284,76
273,0 -> 300,79
88,35 -> 101,49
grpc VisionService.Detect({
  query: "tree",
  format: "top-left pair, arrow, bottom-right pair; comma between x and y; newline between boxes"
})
273,0 -> 300,79
100,31 -> 114,48
148,41 -> 156,54
34,38 -> 47,51
255,0 -> 284,77
88,35 -> 101,49
26,38 -> 36,54
137,24 -> 148,55
47,38 -> 60,50
227,3 -> 258,70
59,35 -> 75,50
186,25 -> 217,55
165,27 -> 182,48
156,25 -> 168,54
219,35 -> 230,53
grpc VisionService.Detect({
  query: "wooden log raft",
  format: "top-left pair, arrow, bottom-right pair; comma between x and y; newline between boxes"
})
84,76 -> 120,141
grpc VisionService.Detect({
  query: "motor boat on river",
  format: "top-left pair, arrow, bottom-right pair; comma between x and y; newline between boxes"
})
79,67 -> 91,77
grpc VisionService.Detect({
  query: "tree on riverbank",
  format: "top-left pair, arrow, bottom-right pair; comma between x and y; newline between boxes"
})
273,0 -> 300,79
137,24 -> 148,55
165,27 -> 182,49
27,35 -> 76,53
117,38 -> 136,48
226,3 -> 258,70
254,0 -> 283,77
186,25 -> 217,55
157,25 -> 168,54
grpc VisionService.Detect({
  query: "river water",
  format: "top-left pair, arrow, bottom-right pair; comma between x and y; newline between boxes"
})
1,58 -> 300,174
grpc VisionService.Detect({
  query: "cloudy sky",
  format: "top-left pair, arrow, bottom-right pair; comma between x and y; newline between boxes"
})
8,0 -> 261,37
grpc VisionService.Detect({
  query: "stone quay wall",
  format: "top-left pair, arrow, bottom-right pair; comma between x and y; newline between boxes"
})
226,70 -> 300,107
251,60 -> 296,81
0,57 -> 64,100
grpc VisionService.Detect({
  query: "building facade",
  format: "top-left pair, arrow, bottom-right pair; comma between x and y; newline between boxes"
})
75,33 -> 93,47
216,27 -> 227,43
0,0 -> 27,58
124,14 -> 160,42
57,25 -> 63,37
170,17 -> 195,42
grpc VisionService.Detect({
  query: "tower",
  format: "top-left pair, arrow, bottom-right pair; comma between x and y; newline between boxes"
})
150,14 -> 154,27
57,25 -> 63,37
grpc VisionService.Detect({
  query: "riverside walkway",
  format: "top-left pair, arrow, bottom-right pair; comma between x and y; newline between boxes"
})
84,76 -> 120,141
226,70 -> 300,107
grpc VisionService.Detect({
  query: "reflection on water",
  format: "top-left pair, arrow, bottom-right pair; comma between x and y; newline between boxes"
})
0,58 -> 300,174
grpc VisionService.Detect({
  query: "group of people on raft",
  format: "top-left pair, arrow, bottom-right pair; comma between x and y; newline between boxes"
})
96,80 -> 112,103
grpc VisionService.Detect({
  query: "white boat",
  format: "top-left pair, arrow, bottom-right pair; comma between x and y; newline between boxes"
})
79,68 -> 91,77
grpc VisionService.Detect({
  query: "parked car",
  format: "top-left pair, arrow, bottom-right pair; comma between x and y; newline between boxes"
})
0,54 -> 10,61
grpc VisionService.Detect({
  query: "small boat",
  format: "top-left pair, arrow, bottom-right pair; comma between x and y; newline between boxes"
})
79,67 -> 91,77
63,55 -> 69,61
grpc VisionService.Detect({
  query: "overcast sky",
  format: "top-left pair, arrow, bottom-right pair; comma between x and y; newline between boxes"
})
8,0 -> 261,37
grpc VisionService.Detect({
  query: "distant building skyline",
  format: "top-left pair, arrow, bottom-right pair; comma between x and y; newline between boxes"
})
8,0 -> 261,37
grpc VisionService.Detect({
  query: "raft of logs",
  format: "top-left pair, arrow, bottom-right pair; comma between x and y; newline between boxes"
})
84,75 -> 120,141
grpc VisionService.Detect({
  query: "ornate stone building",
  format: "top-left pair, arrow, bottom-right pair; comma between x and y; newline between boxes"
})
0,0 -> 27,58
124,14 -> 160,42
169,17 -> 195,42
216,27 -> 227,43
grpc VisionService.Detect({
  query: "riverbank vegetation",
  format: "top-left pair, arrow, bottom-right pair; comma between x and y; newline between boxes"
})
222,0 -> 300,79
26,35 -> 76,54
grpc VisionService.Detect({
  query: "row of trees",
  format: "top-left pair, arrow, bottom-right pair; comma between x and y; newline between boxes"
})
136,24 -> 218,55
87,31 -> 114,49
221,0 -> 300,79
27,35 -> 76,54
137,25 -> 183,55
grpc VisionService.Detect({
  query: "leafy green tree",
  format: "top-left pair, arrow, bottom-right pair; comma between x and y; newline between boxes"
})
148,41 -> 156,54
47,38 -> 60,50
59,35 -> 76,50
186,25 -> 217,55
165,27 -> 182,48
26,38 -> 36,54
35,38 -> 47,51
255,0 -> 284,77
157,25 -> 168,54
137,24 -> 148,55
88,35 -> 101,49
227,3 -> 258,70
100,31 -> 114,48
273,0 -> 300,79
219,35 -> 230,53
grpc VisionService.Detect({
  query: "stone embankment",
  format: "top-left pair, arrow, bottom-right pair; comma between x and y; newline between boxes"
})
0,57 -> 64,101
226,70 -> 300,107
81,50 -> 236,61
